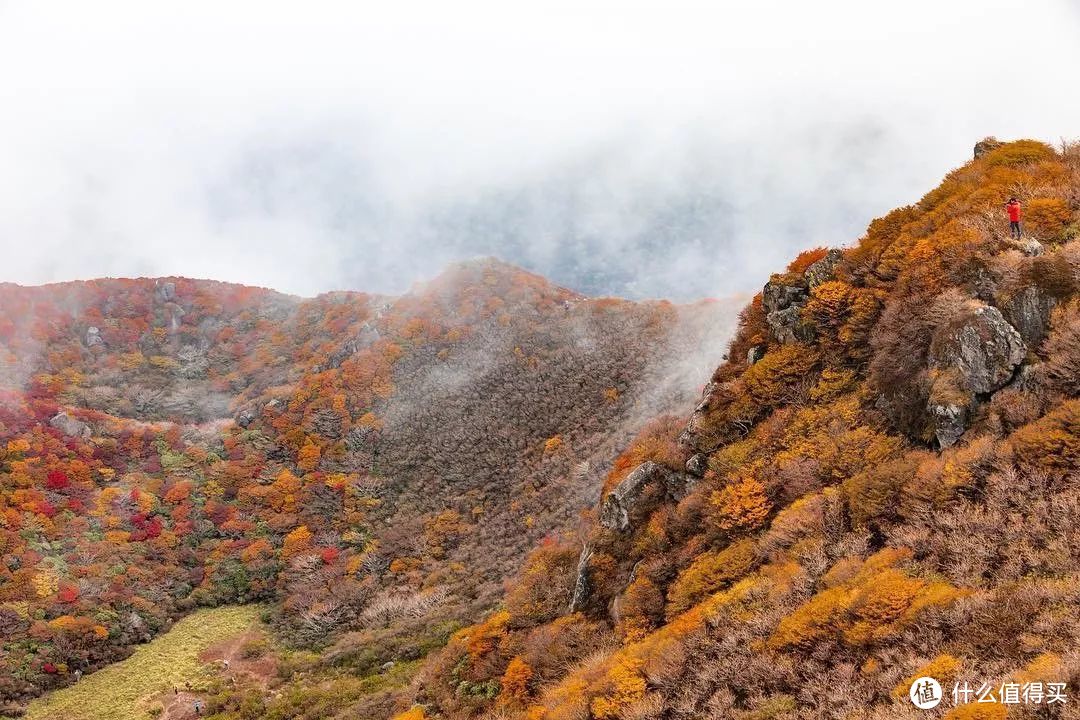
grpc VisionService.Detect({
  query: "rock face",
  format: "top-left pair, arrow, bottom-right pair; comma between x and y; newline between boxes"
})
598,461 -> 694,532
926,303 -> 1026,447
929,402 -> 968,449
973,137 -> 1004,158
685,453 -> 709,477
85,326 -> 103,347
761,250 -> 843,345
567,544 -> 593,613
1001,286 -> 1057,347
49,412 -> 92,439
746,345 -> 766,366
928,304 -> 1026,395
804,249 -> 844,288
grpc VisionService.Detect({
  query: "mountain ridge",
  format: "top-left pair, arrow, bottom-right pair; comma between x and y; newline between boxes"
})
0,255 -> 741,716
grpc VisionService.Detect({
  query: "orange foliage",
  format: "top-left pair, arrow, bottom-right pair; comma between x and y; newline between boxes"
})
708,477 -> 771,536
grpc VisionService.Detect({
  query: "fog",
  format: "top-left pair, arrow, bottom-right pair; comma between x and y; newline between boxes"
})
2,0 -> 1079,300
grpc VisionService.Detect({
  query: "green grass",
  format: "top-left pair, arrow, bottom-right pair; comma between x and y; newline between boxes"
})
21,605 -> 263,720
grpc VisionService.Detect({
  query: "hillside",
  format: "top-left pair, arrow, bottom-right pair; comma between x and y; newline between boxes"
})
0,260 -> 740,715
384,139 -> 1079,720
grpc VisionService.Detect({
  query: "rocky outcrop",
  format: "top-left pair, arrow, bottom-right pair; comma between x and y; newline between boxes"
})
926,303 -> 1026,447
804,249 -> 844,288
1001,286 -> 1057,347
84,326 -> 103,347
929,402 -> 968,449
49,412 -> 92,439
928,304 -> 1025,395
567,544 -> 593,613
746,345 -> 766,366
761,250 -> 843,345
685,453 -> 708,477
598,461 -> 694,532
973,137 -> 1003,159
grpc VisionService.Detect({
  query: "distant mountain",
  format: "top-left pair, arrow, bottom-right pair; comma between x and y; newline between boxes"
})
0,258 -> 740,713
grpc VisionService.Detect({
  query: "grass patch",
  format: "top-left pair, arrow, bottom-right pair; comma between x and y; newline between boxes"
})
22,605 -> 263,720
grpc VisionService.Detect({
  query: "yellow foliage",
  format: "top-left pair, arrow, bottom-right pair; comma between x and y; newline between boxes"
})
709,477 -> 771,536
116,352 -> 145,371
770,549 -> 966,650
982,139 -> 1056,167
147,355 -> 178,371
498,656 -> 534,706
297,438 -> 321,473
666,539 -> 757,618
281,525 -> 313,560
1026,197 -> 1073,239
590,657 -> 646,720
543,435 -> 563,453
1010,399 -> 1079,473
392,708 -> 426,720
32,570 -> 59,598
466,609 -> 510,662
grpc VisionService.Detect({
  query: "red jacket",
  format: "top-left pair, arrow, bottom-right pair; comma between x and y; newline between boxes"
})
1006,201 -> 1022,221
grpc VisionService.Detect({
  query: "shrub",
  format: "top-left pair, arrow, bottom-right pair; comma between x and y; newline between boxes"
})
843,453 -> 922,527
498,656 -> 534,706
786,247 -> 830,275
708,477 -> 771,536
1043,299 -> 1080,395
942,704 -> 1007,720
590,656 -> 647,720
506,542 -> 580,629
982,139 -> 1056,167
1026,197 -> 1073,240
1009,399 -> 1080,475
665,539 -> 757,618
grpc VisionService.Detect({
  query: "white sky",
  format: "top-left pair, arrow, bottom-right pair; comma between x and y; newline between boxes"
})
1,0 -> 1079,299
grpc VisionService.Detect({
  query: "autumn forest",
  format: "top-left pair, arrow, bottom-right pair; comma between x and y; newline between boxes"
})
1,139 -> 1079,720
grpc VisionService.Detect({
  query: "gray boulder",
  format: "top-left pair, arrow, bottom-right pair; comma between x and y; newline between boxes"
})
766,305 -> 814,345
49,412 -> 91,439
154,281 -> 176,303
746,345 -> 766,365
928,304 -> 1026,395
973,137 -> 1003,158
686,453 -> 709,477
929,402 -> 968,449
598,461 -> 694,532
762,280 -> 807,315
85,326 -> 103,347
1001,286 -> 1057,348
804,248 -> 844,288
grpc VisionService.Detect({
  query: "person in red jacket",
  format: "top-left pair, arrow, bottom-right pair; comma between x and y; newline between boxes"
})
1005,197 -> 1023,239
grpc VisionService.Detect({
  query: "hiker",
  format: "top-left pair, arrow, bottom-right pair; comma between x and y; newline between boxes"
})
193,699 -> 204,715
1005,197 -> 1023,239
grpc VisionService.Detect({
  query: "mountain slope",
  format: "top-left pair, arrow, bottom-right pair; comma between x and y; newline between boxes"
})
0,260 -> 740,714
401,139 -> 1080,720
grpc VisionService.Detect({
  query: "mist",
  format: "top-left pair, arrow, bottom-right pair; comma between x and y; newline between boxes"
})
2,0 -> 1079,300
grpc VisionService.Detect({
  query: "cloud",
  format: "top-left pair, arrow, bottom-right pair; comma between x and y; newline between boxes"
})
1,0 -> 1078,299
